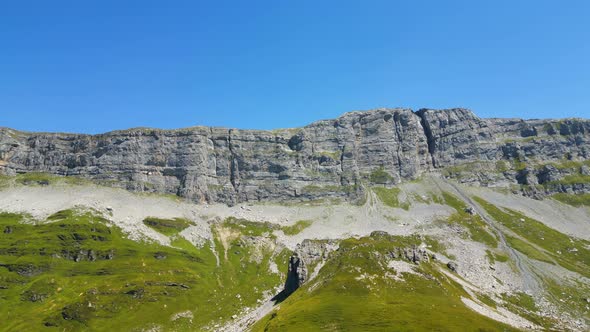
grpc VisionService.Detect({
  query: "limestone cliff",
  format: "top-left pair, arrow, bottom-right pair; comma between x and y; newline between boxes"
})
1,108 -> 589,204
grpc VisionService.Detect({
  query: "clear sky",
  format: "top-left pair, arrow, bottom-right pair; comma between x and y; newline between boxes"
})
1,1 -> 589,134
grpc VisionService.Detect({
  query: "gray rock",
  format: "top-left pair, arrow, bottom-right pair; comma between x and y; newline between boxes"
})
279,239 -> 334,300
464,207 -> 477,215
1,108 -> 589,204
402,246 -> 430,264
447,261 -> 458,272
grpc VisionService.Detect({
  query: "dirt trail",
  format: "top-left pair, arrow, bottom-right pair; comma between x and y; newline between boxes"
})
435,178 -> 541,295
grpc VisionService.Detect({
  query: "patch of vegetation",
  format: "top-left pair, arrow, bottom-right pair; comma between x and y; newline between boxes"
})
384,215 -> 400,222
222,216 -> 278,237
281,220 -> 313,236
169,237 -> 200,254
142,217 -> 192,236
495,160 -> 509,173
251,233 -> 518,332
540,159 -> 590,170
474,197 -> 590,277
0,174 -> 11,188
440,161 -> 512,182
48,209 -> 77,221
505,236 -> 554,264
301,184 -> 357,195
0,211 -> 24,224
409,192 -> 443,205
500,292 -> 556,328
542,123 -> 554,134
372,187 -> 410,210
0,210 -> 287,331
485,249 -> 509,264
14,172 -> 90,186
530,159 -> 590,187
552,193 -> 590,207
207,183 -> 226,191
513,158 -> 527,171
548,174 -> 590,185
476,293 -> 497,309
441,161 -> 483,178
315,150 -> 341,161
441,192 -> 498,247
502,291 -> 536,310
503,136 -> 537,144
542,276 -> 590,325
276,197 -> 343,207
369,166 -> 394,184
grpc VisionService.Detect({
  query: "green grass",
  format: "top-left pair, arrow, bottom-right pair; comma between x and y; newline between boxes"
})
552,193 -> 590,207
0,174 -> 11,188
222,216 -> 278,237
501,292 -> 536,311
373,187 -> 410,210
541,277 -> 590,326
548,174 -> 590,185
315,150 -> 341,161
485,250 -> 509,264
441,161 -> 485,178
0,210 -> 287,331
251,233 -> 518,332
142,217 -> 192,236
1,173 -> 182,201
301,184 -> 357,195
504,236 -> 554,264
441,192 -> 498,247
277,197 -> 343,207
13,172 -> 90,186
495,160 -> 509,173
474,197 -> 590,277
476,293 -> 497,309
529,159 -> 590,186
543,159 -> 590,170
369,167 -> 394,184
513,159 -> 527,171
281,220 -> 313,236
500,292 -> 558,328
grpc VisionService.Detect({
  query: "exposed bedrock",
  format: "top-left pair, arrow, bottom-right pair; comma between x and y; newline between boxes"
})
1,108 -> 589,204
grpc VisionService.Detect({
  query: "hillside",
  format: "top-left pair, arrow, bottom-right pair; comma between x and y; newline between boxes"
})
1,109 -> 589,331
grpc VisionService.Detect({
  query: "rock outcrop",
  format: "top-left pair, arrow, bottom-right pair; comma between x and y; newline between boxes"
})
275,239 -> 334,302
1,108 -> 589,204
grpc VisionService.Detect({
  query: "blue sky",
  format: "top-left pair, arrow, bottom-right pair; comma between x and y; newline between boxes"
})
1,1 -> 589,133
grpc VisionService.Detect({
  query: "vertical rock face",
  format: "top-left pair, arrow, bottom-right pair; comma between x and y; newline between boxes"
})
1,108 -> 589,204
415,108 -> 495,167
281,239 -> 333,298
415,108 -> 590,167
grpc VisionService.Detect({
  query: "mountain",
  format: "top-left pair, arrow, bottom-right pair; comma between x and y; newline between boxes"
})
2,108 -> 589,205
0,108 -> 589,331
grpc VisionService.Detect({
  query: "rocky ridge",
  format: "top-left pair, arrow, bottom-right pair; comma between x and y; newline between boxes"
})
1,108 -> 589,204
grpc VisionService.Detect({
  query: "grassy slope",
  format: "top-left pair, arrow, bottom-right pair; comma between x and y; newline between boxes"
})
0,211 -> 287,331
1,177 -> 588,331
252,234 -> 518,332
143,217 -> 192,236
473,197 -> 590,278
372,187 -> 410,210
473,197 -> 590,325
441,192 -> 498,248
282,220 -> 312,236
552,193 -> 590,207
